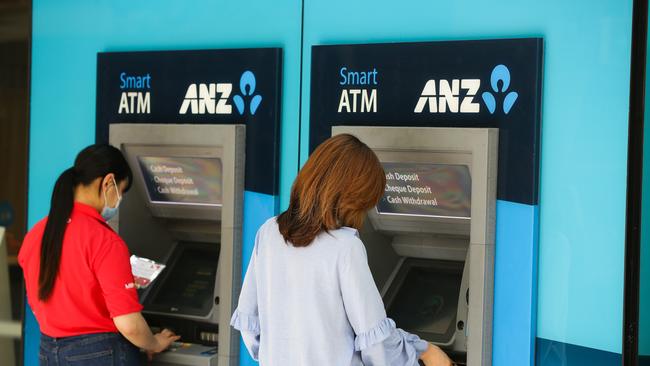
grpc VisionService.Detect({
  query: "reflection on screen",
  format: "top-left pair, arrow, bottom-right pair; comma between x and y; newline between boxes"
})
137,156 -> 222,206
377,163 -> 471,218
149,247 -> 219,315
387,265 -> 461,339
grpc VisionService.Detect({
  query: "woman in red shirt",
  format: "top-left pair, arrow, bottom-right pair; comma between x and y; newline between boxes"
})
19,144 -> 179,365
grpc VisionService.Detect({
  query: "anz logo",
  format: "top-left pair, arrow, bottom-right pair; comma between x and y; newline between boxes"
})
179,70 -> 262,115
414,64 -> 518,115
233,71 -> 262,115
179,82 -> 232,115
414,79 -> 480,113
482,65 -> 518,114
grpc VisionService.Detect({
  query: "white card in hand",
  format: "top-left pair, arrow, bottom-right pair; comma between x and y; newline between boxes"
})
130,255 -> 166,289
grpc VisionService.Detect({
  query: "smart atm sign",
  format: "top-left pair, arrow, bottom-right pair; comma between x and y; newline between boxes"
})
332,61 -> 524,117
96,48 -> 283,196
310,38 -> 544,205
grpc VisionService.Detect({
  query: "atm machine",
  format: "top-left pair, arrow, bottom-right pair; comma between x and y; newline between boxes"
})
109,124 -> 245,366
332,126 -> 497,366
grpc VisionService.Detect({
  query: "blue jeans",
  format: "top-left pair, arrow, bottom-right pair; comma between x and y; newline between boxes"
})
39,332 -> 144,366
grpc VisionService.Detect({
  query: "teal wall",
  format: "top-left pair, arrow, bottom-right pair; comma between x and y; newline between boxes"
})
298,0 -> 631,358
27,0 -> 302,365
28,0 -> 634,365
30,0 -> 302,212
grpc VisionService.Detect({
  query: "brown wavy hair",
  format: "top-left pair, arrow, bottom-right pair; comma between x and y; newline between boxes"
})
277,134 -> 386,247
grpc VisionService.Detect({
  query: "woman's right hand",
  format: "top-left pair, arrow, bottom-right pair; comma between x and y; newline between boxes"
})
153,329 -> 180,353
419,343 -> 453,366
147,329 -> 181,361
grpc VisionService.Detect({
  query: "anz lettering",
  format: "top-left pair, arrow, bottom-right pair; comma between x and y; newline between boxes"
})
414,79 -> 481,114
179,83 -> 233,115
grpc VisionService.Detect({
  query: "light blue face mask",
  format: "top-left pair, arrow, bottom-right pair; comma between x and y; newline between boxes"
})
101,176 -> 122,221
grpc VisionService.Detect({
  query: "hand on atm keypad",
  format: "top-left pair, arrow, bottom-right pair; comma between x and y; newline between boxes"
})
147,329 -> 181,361
419,343 -> 453,366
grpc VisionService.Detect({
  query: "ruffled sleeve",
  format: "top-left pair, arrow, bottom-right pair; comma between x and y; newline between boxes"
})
230,230 -> 262,360
230,308 -> 260,334
230,309 -> 260,361
338,237 -> 428,366
356,318 -> 428,366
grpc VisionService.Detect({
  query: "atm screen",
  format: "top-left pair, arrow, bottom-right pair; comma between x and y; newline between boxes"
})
137,156 -> 223,206
386,260 -> 462,343
145,244 -> 219,317
377,163 -> 471,219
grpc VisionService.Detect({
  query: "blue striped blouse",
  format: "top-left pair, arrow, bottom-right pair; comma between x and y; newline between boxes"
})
231,218 -> 428,366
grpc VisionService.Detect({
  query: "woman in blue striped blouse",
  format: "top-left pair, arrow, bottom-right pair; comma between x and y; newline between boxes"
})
231,134 -> 453,366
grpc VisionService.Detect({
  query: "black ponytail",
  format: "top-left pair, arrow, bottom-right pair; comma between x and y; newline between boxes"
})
38,144 -> 132,301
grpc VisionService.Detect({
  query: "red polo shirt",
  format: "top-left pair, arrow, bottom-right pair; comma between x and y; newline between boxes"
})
19,202 -> 143,337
